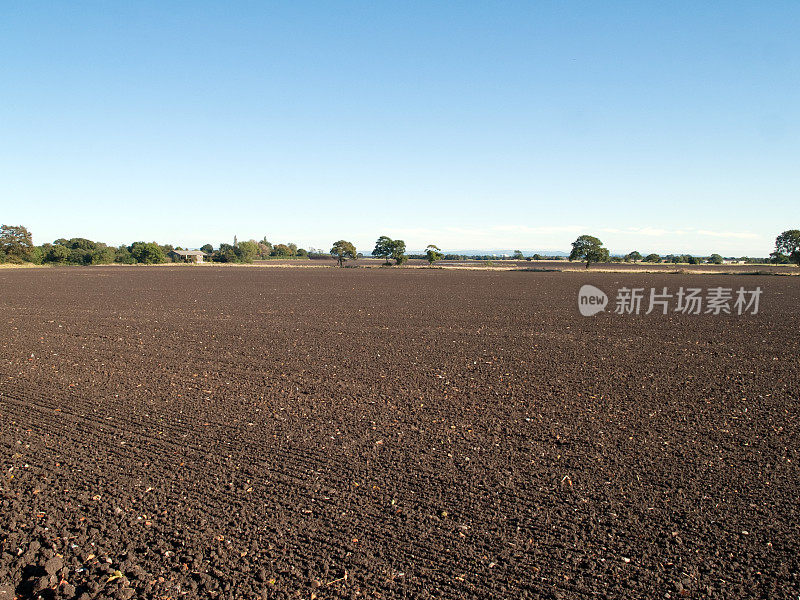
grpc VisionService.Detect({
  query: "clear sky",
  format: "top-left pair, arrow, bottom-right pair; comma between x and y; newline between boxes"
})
1,1 -> 798,256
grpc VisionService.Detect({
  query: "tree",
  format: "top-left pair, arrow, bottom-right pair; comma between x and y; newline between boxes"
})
371,236 -> 406,265
26,246 -> 44,264
330,240 -> 357,267
568,235 -> 609,269
201,244 -> 213,254
390,239 -> 407,265
372,236 -> 394,264
531,253 -> 543,261
770,251 -> 790,264
46,244 -> 70,264
775,230 -> 800,266
425,244 -> 444,266
236,240 -> 259,263
256,242 -> 272,258
708,253 -> 724,265
625,251 -> 642,263
68,248 -> 91,265
129,241 -> 166,264
114,245 -> 136,264
643,253 -> 662,263
512,250 -> 524,260
0,225 -> 33,260
90,246 -> 115,264
273,243 -> 292,257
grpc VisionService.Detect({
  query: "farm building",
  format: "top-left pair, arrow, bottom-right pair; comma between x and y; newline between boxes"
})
171,250 -> 206,263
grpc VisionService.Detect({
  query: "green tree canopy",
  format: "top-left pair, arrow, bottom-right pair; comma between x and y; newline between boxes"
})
775,229 -> 800,266
129,241 -> 166,264
568,235 -> 609,269
330,240 -> 357,267
372,236 -> 394,263
425,244 -> 444,265
625,251 -> 642,262
708,253 -> 724,265
0,224 -> 33,260
643,253 -> 662,263
237,240 -> 259,263
372,236 -> 406,265
46,244 -> 70,263
390,239 -> 406,265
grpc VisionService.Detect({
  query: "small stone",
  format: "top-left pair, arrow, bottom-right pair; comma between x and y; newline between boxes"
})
45,556 -> 64,575
63,583 -> 77,597
32,575 -> 51,593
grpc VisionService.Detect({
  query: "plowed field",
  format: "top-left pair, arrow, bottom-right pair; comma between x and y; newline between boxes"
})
1,267 -> 798,599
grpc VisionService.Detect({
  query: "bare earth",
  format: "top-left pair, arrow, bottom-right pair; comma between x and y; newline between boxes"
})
1,266 -> 798,599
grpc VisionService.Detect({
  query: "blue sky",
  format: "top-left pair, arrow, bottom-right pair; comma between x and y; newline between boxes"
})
1,1 -> 798,255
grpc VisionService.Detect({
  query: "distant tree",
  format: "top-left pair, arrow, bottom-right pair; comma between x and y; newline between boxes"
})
68,248 -> 91,265
296,248 -> 308,257
68,237 -> 99,251
114,245 -> 136,264
643,254 -> 661,263
372,236 -> 394,264
273,243 -> 292,257
775,229 -> 800,266
512,250 -> 524,260
625,251 -> 642,263
568,235 -> 610,269
532,253 -> 543,261
425,244 -> 444,265
708,253 -> 724,265
330,240 -> 357,267
770,251 -> 790,264
90,245 -> 115,264
0,225 -> 33,260
237,240 -> 259,263
687,255 -> 700,265
212,243 -> 238,263
26,246 -> 44,264
256,242 -> 271,258
201,244 -> 213,254
129,241 -> 166,264
391,239 -> 407,265
288,243 -> 298,256
46,244 -> 70,264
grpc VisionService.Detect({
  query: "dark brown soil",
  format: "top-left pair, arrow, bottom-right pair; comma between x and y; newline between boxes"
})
1,267 -> 798,599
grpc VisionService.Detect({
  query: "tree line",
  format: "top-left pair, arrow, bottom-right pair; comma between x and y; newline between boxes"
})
1,224 -> 798,268
0,227 -> 312,265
